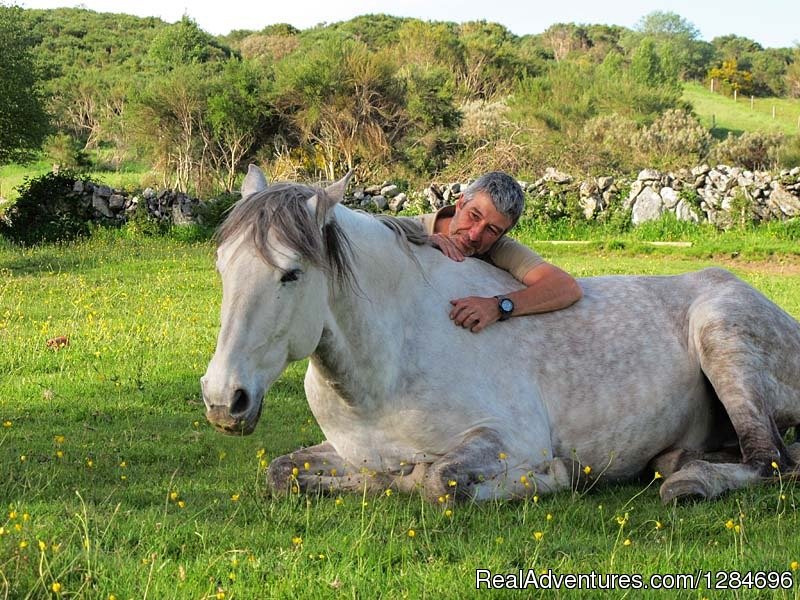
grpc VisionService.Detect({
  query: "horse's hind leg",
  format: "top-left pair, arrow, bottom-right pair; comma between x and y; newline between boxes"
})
267,441 -> 391,496
691,279 -> 800,474
421,427 -> 572,503
659,460 -> 763,503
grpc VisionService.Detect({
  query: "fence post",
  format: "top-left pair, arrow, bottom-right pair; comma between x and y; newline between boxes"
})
750,96 -> 754,110
734,89 -> 738,102
773,105 -> 776,119
710,78 -> 715,93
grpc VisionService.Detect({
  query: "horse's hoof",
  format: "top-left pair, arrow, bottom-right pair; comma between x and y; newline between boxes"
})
266,455 -> 297,496
659,479 -> 708,504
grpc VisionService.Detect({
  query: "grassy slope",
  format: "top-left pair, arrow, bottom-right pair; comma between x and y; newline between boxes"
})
1,234 -> 799,598
683,82 -> 800,138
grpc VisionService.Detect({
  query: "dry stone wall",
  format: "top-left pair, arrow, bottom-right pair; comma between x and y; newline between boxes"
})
69,165 -> 800,229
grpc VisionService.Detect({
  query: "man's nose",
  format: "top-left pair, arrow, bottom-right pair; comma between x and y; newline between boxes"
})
468,225 -> 483,241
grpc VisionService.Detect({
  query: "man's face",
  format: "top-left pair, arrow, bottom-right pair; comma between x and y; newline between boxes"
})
448,191 -> 513,256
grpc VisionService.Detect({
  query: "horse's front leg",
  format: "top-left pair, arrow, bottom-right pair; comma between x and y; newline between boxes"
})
267,441 -> 392,496
421,427 -> 572,503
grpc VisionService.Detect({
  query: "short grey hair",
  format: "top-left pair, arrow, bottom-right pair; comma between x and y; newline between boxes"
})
462,172 -> 525,228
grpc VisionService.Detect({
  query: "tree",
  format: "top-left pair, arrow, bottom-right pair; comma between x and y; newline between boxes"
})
786,48 -> 800,98
708,59 -> 754,96
633,11 -> 712,80
273,35 -> 407,178
148,16 -> 232,69
0,4 -> 50,164
636,11 -> 700,38
203,60 -> 273,191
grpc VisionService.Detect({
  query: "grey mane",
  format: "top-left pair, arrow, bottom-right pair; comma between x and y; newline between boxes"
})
215,182 -> 356,290
215,183 -> 430,290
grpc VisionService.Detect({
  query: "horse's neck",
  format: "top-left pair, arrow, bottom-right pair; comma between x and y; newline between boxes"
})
311,208 -> 421,402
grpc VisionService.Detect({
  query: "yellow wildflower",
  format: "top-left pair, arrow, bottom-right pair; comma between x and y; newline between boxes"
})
54,435 -> 65,444
623,538 -> 632,546
407,529 -> 416,538
177,501 -> 186,509
304,462 -> 310,471
790,561 -> 798,571
291,467 -> 299,477
654,471 -> 662,479
655,521 -> 663,530
2,420 -> 11,428
19,540 -> 28,549
771,461 -> 779,470
533,531 -> 544,541
448,480 -> 457,487
335,497 -> 344,506
725,519 -> 735,530
51,582 -> 62,594
231,494 -> 240,502
498,452 -> 507,460
546,513 -> 553,521
169,491 -> 179,501
583,465 -> 591,475
384,489 -> 392,497
292,536 -> 303,545
444,509 -> 453,518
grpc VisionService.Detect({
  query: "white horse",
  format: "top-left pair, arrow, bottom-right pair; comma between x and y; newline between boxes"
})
202,166 -> 800,503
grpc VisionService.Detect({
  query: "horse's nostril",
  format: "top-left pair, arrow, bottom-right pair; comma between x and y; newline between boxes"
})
231,388 -> 250,417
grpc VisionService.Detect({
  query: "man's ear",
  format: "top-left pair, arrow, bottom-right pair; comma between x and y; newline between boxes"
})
241,164 -> 268,198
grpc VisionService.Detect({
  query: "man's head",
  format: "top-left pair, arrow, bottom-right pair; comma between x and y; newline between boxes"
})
447,172 -> 525,257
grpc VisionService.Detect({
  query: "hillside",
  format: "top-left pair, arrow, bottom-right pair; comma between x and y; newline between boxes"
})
683,82 -> 800,137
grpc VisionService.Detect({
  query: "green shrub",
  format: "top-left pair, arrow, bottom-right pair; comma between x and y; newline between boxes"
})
0,170 -> 91,245
194,192 -> 239,229
43,133 -> 91,169
712,131 -> 783,170
120,202 -> 168,238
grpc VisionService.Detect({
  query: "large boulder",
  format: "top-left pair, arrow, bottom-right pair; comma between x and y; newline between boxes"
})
768,184 -> 800,217
631,186 -> 664,225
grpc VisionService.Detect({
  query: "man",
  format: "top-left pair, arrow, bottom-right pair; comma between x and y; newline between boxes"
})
416,172 -> 582,332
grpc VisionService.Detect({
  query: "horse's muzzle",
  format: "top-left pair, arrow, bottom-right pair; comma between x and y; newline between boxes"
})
205,405 -> 259,435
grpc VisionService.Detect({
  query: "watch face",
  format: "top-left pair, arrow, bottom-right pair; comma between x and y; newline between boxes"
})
500,298 -> 513,313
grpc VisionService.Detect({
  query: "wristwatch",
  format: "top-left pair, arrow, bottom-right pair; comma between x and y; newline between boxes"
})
495,296 -> 514,321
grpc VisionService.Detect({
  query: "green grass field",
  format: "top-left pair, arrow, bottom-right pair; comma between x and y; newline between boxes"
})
2,232 -> 800,598
0,160 -> 154,204
683,82 -> 800,138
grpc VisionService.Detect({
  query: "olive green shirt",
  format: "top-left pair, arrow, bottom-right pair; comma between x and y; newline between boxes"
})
416,205 -> 544,282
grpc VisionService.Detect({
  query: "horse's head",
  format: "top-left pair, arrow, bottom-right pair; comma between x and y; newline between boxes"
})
202,165 -> 353,435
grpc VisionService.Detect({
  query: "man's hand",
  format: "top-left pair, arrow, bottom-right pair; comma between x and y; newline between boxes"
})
449,296 -> 500,332
429,233 -> 465,261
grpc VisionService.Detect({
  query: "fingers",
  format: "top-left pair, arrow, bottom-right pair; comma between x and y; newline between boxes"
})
430,234 -> 464,261
450,298 -> 486,330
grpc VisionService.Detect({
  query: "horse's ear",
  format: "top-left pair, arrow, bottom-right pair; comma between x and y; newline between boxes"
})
241,164 -> 268,199
310,170 -> 353,229
325,170 -> 353,203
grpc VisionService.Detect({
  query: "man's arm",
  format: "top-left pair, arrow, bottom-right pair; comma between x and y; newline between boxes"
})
449,263 -> 583,332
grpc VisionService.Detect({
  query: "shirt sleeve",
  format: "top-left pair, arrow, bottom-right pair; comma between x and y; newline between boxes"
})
487,236 -> 544,282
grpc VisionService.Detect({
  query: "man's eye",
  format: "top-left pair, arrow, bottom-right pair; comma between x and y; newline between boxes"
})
280,269 -> 302,283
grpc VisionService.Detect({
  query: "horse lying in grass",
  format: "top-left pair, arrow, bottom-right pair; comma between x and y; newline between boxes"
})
202,166 -> 800,503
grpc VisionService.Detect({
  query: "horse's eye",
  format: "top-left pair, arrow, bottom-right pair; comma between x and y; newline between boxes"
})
280,268 -> 302,283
